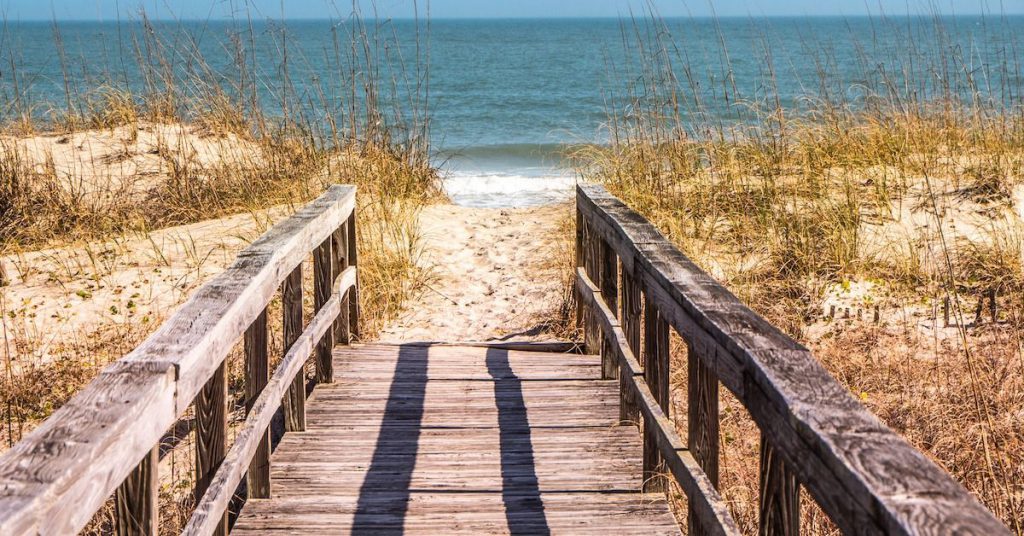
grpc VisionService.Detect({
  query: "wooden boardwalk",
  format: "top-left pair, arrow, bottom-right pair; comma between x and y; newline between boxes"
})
0,184 -> 1009,536
232,344 -> 680,535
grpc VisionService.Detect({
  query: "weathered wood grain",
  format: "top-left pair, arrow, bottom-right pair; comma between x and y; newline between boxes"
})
0,186 -> 356,536
281,266 -> 306,433
760,436 -> 799,536
642,292 -> 669,494
599,236 -> 619,380
575,271 -> 739,536
689,345 -> 719,536
335,223 -> 351,345
0,362 -> 175,535
244,308 -> 271,499
346,211 -> 361,340
127,185 -> 354,411
114,446 -> 158,536
194,363 -> 229,536
314,235 -> 335,384
184,272 -> 351,536
576,183 -> 1008,534
234,344 -> 682,535
620,267 -> 642,424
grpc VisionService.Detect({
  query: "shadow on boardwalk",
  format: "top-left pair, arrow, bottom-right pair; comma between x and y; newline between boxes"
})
351,345 -> 550,535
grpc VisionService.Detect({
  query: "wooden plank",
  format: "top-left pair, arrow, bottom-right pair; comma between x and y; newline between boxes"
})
114,446 -> 158,536
194,362 -> 229,536
314,235 -> 335,384
0,186 -> 356,536
245,309 -> 271,499
623,371 -> 739,536
599,237 -> 619,379
397,341 -> 583,353
124,185 -> 355,412
184,284 -> 347,536
281,266 -> 306,433
642,292 -> 669,493
336,223 -> 352,345
347,211 -> 361,340
234,344 -> 684,535
0,362 -> 175,535
689,345 -> 720,536
760,436 -> 799,536
572,275 -> 739,535
620,268 -> 642,425
576,184 -> 1008,533
575,207 -> 585,336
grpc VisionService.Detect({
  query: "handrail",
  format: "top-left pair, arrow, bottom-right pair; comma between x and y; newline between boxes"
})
575,268 -> 740,536
184,267 -> 356,536
574,183 -> 1008,534
0,185 -> 359,535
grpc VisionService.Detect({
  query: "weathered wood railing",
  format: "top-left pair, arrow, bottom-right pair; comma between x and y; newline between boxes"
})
0,185 -> 359,535
574,184 -> 1008,535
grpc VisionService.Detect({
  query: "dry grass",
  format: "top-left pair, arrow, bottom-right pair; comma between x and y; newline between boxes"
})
0,7 -> 440,534
570,10 -> 1024,533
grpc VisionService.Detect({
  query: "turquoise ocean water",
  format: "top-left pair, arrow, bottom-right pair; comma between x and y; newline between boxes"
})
1,16 -> 1021,206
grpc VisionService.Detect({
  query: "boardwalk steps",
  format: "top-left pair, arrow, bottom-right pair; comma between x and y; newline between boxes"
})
232,344 -> 680,535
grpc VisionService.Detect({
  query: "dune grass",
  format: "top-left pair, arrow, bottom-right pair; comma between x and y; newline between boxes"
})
572,10 -> 1024,532
0,7 -> 441,532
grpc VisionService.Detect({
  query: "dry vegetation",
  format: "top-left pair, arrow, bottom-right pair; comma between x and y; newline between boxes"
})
0,10 -> 440,533
571,12 -> 1024,533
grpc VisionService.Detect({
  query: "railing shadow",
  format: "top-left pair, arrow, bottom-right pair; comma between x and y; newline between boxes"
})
486,348 -> 551,536
351,345 -> 549,535
352,344 -> 427,535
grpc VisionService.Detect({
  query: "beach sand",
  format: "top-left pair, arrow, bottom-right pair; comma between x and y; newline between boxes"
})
378,203 -> 571,343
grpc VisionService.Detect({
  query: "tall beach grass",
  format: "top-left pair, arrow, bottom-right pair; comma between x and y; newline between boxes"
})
574,9 -> 1024,532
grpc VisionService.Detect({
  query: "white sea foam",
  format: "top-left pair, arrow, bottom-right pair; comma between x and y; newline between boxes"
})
443,172 -> 576,208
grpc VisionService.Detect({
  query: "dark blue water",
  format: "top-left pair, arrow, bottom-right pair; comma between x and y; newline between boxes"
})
1,16 -> 1021,205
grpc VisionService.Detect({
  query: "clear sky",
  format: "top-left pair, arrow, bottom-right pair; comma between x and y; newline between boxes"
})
2,0 -> 1020,21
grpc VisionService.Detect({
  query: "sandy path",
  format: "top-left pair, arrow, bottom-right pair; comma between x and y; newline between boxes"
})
377,203 -> 571,343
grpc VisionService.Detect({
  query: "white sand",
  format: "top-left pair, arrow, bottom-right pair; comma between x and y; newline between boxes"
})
377,203 -> 571,343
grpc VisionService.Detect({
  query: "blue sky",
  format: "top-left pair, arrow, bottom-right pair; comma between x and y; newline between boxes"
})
2,1 -> 1020,21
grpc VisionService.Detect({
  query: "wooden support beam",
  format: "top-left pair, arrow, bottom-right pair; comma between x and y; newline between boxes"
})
346,211 -> 360,339
114,446 -> 158,536
281,266 -> 305,433
335,224 -> 351,345
689,345 -> 720,536
314,236 -> 335,384
619,267 -> 642,425
642,294 -> 669,493
574,207 -> 585,336
759,435 -> 800,536
599,238 -> 619,380
194,363 -> 228,536
183,277 -> 350,536
245,309 -> 271,499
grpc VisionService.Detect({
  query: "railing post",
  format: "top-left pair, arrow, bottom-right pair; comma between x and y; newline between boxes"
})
114,446 -> 158,536
642,294 -> 669,492
619,268 -> 642,425
582,222 -> 602,355
575,202 -> 585,336
194,363 -> 228,536
760,435 -> 800,536
245,309 -> 271,499
282,266 -> 305,432
688,346 -> 720,535
598,238 -> 619,380
347,211 -> 360,339
314,236 -> 335,384
335,224 -> 351,345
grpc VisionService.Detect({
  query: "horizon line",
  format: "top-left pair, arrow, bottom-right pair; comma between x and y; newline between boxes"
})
5,13 -> 1024,23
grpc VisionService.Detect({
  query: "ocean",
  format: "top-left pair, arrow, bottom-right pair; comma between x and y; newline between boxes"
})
1,15 -> 1021,206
